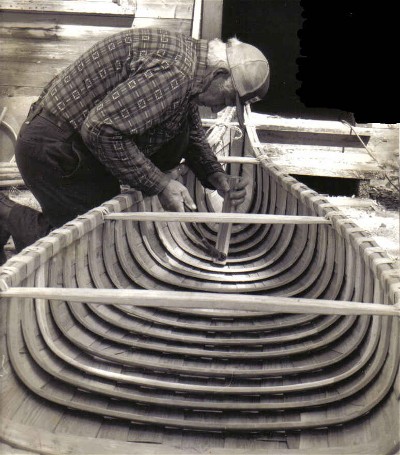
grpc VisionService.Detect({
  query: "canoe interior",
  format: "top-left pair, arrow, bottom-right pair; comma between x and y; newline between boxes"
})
0,109 -> 399,454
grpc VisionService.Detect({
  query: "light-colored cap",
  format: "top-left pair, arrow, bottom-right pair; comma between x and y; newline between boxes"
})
226,41 -> 270,127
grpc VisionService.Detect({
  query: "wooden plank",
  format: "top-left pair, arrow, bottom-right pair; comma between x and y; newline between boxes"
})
135,0 -> 193,20
0,64 -> 67,91
204,116 -> 375,137
96,421 -> 130,442
132,17 -> 191,33
325,197 -> 377,208
0,21 -> 128,40
1,287 -> 399,316
0,33 -> 120,60
0,17 -> 192,97
244,108 -> 395,180
0,24 -> 121,92
104,212 -> 331,224
1,416 -> 397,455
0,10 -> 190,28
257,129 -> 371,148
8,12 -> 190,30
259,144 -> 386,179
191,0 -> 201,38
0,10 -> 134,26
248,112 -> 374,136
0,179 -> 25,187
201,0 -> 223,39
262,146 -> 381,165
0,0 -> 136,16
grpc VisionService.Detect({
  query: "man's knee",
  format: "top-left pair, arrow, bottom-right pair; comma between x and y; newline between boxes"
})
7,200 -> 51,252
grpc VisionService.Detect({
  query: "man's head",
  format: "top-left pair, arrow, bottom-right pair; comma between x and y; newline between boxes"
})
197,38 -> 270,123
226,39 -> 270,126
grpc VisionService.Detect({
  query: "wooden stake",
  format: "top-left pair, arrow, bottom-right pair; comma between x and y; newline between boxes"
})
214,176 -> 242,265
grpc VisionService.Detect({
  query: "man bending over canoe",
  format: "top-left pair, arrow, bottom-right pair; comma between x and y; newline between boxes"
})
0,27 -> 269,263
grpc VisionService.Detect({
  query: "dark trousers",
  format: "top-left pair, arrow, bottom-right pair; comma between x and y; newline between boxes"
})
10,107 -> 188,251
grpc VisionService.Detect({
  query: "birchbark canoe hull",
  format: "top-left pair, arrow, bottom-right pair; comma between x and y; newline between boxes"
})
0,110 -> 399,455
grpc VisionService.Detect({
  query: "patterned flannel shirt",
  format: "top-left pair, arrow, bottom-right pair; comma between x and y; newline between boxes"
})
38,27 -> 223,195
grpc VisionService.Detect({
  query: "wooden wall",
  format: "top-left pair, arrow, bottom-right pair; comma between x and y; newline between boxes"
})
0,0 -> 203,133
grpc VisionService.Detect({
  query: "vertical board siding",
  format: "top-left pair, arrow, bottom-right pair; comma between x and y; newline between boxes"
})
0,0 -> 195,130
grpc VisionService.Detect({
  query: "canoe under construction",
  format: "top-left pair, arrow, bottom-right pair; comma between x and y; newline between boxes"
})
0,107 -> 399,455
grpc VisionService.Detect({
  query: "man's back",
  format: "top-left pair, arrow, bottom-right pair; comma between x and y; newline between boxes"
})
40,28 -> 200,131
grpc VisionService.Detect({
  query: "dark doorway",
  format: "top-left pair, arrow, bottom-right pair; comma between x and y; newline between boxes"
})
221,0 -> 399,123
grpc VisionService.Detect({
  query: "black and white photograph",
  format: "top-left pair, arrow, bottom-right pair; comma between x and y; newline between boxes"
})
0,1 -> 399,454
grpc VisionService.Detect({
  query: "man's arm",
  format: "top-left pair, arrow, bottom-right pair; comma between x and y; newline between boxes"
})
184,102 -> 249,207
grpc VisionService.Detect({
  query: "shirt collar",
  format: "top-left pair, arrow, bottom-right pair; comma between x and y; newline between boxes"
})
191,39 -> 209,96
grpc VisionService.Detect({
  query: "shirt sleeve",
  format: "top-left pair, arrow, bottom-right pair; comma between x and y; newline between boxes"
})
183,102 -> 225,189
80,60 -> 190,195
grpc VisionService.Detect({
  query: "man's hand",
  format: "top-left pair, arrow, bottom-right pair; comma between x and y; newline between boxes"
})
158,179 -> 197,212
208,172 -> 249,207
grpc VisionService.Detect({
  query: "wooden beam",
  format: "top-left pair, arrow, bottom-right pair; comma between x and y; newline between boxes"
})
247,112 -> 374,136
134,0 -> 193,20
0,417 -> 186,455
201,0 -> 223,39
191,0 -> 202,38
258,144 -> 386,180
0,287 -> 399,316
104,212 -> 331,224
0,179 -> 25,187
0,0 -> 136,16
243,105 -> 386,180
0,10 -> 135,27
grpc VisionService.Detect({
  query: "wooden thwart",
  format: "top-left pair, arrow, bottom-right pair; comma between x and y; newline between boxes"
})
105,212 -> 331,225
1,287 -> 399,317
